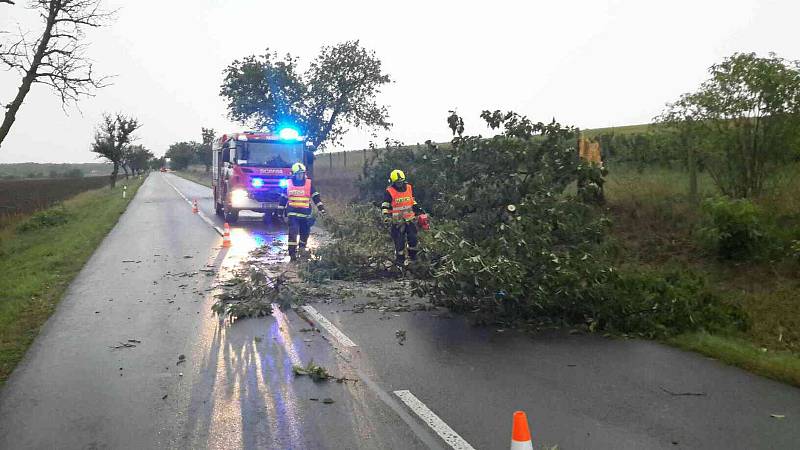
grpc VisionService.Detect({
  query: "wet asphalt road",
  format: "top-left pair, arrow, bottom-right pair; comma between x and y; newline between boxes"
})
0,172 -> 799,449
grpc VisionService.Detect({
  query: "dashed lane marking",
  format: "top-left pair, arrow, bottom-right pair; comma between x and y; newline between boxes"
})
394,390 -> 476,450
299,305 -> 358,348
162,174 -> 223,236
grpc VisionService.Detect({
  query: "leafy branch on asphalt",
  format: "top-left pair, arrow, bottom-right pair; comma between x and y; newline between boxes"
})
212,266 -> 297,322
292,360 -> 357,383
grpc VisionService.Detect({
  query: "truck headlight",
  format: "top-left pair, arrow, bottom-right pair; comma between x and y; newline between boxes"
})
230,189 -> 249,207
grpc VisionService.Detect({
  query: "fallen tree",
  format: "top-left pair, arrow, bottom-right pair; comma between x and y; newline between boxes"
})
308,110 -> 745,338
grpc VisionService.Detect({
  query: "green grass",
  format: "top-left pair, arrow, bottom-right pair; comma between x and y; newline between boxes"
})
0,177 -> 144,386
670,332 -> 800,387
173,168 -> 211,187
582,123 -> 654,138
606,163 -> 800,386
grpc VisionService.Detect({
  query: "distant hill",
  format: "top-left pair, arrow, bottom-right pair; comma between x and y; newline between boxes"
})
0,162 -> 112,179
582,123 -> 653,137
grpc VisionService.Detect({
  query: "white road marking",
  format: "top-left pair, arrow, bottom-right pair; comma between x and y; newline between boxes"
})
299,305 -> 357,347
394,390 -> 476,450
162,174 -> 224,235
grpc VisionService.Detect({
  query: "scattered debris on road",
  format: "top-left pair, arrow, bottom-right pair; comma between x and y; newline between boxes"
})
322,398 -> 335,404
770,414 -> 786,419
110,342 -> 136,350
659,387 -> 706,397
212,264 -> 298,321
292,360 -> 331,381
292,360 -> 358,384
395,329 -> 407,345
176,354 -> 186,365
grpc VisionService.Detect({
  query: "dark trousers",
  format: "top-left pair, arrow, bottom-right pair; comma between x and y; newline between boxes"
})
390,222 -> 418,264
288,216 -> 311,257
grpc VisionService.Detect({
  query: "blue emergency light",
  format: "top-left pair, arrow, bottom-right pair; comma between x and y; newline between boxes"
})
278,127 -> 301,141
278,179 -> 289,188
251,177 -> 264,188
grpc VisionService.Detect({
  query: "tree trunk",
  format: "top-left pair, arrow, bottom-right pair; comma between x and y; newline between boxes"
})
110,162 -> 118,188
687,136 -> 698,204
121,164 -> 129,179
0,2 -> 57,148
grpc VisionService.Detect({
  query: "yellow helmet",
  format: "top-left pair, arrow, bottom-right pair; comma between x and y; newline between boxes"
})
389,169 -> 406,183
291,162 -> 306,174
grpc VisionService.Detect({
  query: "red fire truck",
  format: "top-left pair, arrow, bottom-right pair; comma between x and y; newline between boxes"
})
212,128 -> 308,224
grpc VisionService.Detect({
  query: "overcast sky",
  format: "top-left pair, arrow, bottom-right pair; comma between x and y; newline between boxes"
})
1,0 -> 798,163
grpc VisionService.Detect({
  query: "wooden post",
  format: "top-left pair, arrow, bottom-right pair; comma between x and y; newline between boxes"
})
343,151 -> 347,168
329,152 -> 333,169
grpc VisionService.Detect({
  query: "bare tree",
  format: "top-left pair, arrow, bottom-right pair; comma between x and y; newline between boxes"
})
91,113 -> 140,187
0,0 -> 112,148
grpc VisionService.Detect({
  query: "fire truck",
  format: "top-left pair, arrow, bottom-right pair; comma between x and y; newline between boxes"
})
212,128 -> 308,224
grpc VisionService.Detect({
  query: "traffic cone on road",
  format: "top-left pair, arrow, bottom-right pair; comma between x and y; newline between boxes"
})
222,223 -> 232,248
510,411 -> 533,450
192,199 -> 199,213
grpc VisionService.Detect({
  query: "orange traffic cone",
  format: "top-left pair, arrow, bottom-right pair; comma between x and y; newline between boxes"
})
192,199 -> 198,213
510,411 -> 533,450
222,223 -> 232,247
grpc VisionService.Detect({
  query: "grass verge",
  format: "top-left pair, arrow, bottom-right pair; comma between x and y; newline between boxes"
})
670,332 -> 800,387
606,163 -> 800,386
174,169 -> 211,188
0,177 -> 144,386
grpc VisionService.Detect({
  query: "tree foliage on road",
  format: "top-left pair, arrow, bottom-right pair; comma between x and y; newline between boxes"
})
312,111 -> 743,337
658,52 -> 800,198
220,40 -> 391,152
91,114 -> 140,187
0,0 -> 113,149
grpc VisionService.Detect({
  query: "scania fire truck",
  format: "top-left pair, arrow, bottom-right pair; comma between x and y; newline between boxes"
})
212,128 -> 308,224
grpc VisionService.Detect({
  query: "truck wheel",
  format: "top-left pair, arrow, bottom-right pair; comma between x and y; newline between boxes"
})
224,209 -> 239,224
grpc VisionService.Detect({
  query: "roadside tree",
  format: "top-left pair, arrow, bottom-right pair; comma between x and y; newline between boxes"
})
91,114 -> 141,187
0,0 -> 113,149
198,128 -> 215,173
220,40 -> 391,154
658,52 -> 800,198
125,145 -> 154,175
165,141 -> 201,171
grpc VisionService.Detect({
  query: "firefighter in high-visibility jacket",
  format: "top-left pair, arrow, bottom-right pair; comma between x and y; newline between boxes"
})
284,162 -> 325,261
382,169 -> 427,266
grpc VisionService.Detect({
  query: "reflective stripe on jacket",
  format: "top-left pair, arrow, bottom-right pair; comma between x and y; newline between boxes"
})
287,178 -> 312,217
386,184 -> 416,222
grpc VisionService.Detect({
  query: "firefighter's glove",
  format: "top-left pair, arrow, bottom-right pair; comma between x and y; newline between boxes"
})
382,215 -> 391,224
318,206 -> 327,215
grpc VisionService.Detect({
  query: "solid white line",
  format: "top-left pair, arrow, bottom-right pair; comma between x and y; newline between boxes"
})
162,174 -> 223,236
299,305 -> 357,347
394,390 -> 476,450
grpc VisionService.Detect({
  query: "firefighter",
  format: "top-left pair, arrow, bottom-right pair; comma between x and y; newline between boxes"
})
381,169 -> 427,266
285,162 -> 325,261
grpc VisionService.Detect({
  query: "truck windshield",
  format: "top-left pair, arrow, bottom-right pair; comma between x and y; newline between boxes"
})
236,141 -> 304,167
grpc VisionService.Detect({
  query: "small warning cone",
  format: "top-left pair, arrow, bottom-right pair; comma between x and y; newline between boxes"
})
192,199 -> 199,213
510,411 -> 533,450
222,223 -> 232,248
